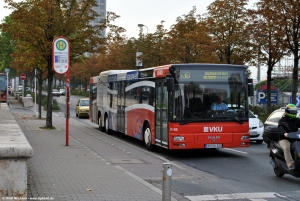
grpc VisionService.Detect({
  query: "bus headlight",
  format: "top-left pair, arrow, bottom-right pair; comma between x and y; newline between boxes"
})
174,143 -> 186,147
241,135 -> 250,140
173,136 -> 184,141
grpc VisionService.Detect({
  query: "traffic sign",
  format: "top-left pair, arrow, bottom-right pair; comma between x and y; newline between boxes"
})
257,90 -> 278,104
52,36 -> 70,74
289,96 -> 300,108
20,73 -> 26,80
52,36 -> 71,146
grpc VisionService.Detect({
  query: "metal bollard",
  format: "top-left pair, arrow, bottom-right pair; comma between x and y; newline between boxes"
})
162,163 -> 172,201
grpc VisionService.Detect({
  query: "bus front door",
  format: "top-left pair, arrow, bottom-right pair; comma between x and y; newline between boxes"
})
155,80 -> 168,148
117,81 -> 125,133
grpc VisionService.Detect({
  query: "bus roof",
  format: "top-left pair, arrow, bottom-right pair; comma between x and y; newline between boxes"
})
99,70 -> 136,82
93,63 -> 248,82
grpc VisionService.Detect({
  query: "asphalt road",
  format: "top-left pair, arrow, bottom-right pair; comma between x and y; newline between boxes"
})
51,95 -> 300,201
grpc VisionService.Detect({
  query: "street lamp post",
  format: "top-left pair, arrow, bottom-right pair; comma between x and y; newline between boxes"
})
137,24 -> 148,70
138,24 -> 148,35
5,68 -> 9,104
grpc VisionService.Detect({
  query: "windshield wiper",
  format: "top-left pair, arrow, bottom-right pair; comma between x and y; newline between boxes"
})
179,120 -> 199,125
230,116 -> 243,124
212,115 -> 244,124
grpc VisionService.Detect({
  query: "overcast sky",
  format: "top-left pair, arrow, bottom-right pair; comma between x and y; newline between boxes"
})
107,0 -> 259,38
0,0 -> 264,80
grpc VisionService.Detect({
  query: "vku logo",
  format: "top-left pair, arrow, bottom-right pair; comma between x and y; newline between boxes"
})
204,126 -> 223,132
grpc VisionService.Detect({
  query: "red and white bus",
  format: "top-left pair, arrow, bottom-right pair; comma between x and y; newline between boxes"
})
0,73 -> 7,102
89,64 -> 254,150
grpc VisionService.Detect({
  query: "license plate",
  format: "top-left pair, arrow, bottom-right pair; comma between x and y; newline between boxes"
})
205,144 -> 222,148
250,131 -> 257,136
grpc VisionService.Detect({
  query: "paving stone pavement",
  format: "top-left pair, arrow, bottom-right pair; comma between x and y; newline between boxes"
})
7,95 -> 178,201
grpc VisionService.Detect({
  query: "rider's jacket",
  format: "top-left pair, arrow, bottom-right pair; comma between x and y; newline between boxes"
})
278,115 -> 300,141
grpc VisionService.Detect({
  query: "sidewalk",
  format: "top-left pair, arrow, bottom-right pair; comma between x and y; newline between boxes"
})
7,95 -> 177,201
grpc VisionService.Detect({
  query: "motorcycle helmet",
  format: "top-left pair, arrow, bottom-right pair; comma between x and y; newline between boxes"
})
285,104 -> 298,118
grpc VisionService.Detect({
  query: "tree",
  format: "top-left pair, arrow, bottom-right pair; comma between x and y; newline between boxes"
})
2,0 -> 119,128
139,22 -> 169,66
250,0 -> 286,112
147,22 -> 169,66
205,0 -> 255,65
259,0 -> 300,104
98,37 -> 137,70
0,16 -> 15,73
165,7 -> 215,63
72,54 -> 102,90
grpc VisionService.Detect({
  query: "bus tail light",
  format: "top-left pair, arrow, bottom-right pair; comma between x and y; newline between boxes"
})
173,136 -> 184,141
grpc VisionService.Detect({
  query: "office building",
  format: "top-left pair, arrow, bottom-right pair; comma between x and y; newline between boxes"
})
91,0 -> 106,37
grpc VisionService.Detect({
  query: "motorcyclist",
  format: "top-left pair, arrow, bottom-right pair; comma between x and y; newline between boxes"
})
277,103 -> 300,170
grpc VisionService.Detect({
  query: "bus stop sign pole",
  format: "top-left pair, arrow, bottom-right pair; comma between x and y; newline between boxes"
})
66,70 -> 70,146
52,36 -> 70,146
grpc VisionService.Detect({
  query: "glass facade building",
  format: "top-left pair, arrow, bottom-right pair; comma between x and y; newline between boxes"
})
91,0 -> 106,37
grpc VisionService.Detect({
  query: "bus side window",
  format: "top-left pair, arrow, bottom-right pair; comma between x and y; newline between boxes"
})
127,82 -> 139,107
107,83 -> 113,108
0,81 -> 4,91
139,87 -> 143,104
142,87 -> 149,102
148,87 -> 154,106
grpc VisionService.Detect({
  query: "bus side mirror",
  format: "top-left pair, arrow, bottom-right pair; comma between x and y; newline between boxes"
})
167,77 -> 174,92
248,78 -> 254,96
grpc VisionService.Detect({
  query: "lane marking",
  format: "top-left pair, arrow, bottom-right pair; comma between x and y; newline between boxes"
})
223,148 -> 249,154
185,192 -> 286,201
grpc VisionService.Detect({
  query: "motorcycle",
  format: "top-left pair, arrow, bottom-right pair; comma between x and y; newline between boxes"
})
265,123 -> 300,177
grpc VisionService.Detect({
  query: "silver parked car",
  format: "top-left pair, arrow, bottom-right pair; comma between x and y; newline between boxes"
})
59,88 -> 65,95
52,89 -> 60,97
264,107 -> 300,127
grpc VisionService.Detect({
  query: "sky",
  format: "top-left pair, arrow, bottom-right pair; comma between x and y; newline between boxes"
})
0,0 -> 265,81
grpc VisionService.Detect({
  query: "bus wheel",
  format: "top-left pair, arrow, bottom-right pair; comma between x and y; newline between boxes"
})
105,116 -> 110,134
143,123 -> 153,151
98,115 -> 104,131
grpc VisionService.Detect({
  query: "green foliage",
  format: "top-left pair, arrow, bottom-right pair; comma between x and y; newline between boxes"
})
71,89 -> 89,97
0,16 -> 15,72
254,80 -> 267,91
249,105 -> 266,116
29,92 -> 59,111
42,96 -> 59,111
273,78 -> 294,92
249,104 -> 281,123
254,78 -> 300,92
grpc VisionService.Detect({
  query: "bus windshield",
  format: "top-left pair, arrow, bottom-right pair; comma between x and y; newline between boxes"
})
0,73 -> 7,102
172,69 -> 247,123
0,76 -> 6,91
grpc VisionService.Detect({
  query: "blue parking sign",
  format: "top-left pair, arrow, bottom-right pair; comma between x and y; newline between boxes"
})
257,90 -> 278,104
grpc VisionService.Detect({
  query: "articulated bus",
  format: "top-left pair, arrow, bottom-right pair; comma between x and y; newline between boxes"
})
0,73 -> 7,102
89,64 -> 254,150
